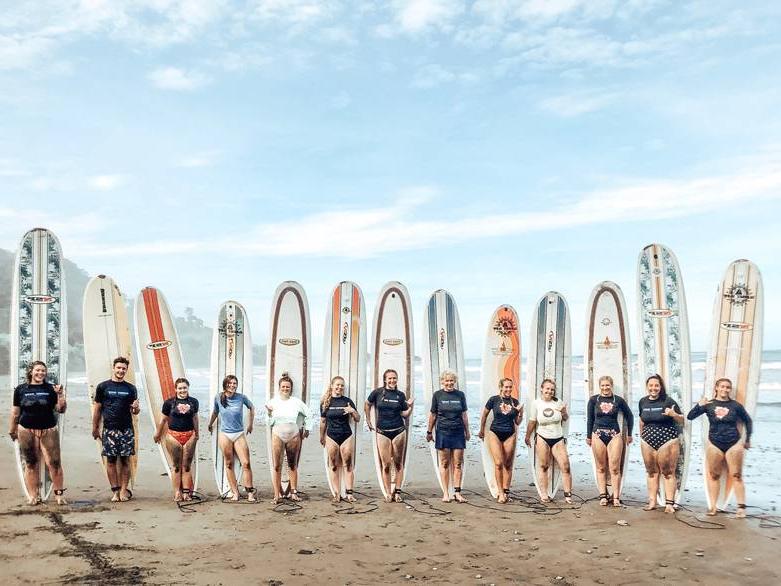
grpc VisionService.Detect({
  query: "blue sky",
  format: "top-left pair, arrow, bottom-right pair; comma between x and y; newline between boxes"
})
1,0 -> 779,356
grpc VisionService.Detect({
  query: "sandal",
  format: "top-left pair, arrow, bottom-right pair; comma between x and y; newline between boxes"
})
736,503 -> 747,519
54,488 -> 68,505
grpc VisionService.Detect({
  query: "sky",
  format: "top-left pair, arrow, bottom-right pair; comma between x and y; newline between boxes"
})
1,0 -> 780,357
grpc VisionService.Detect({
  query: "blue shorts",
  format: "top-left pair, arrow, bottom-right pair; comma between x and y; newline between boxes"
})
102,428 -> 135,457
435,428 -> 466,450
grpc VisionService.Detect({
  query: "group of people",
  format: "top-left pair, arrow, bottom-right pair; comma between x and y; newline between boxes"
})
8,359 -> 753,517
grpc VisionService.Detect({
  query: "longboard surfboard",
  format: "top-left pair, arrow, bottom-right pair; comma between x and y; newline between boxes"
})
479,305 -> 521,499
585,281 -> 632,498
10,228 -> 67,501
422,289 -> 466,497
82,274 -> 138,487
527,292 -> 571,500
322,281 -> 366,498
637,244 -> 692,504
267,282 -> 311,495
209,300 -> 253,495
370,282 -> 414,499
134,286 -> 197,489
703,259 -> 763,510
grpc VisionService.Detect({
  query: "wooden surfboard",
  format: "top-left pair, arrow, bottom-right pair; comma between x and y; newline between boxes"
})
10,228 -> 67,501
82,274 -> 138,486
637,243 -> 692,504
479,305 -> 521,498
703,259 -> 763,510
267,282 -> 311,494
322,281 -> 366,498
585,281 -> 632,498
134,286 -> 197,489
526,292 -> 571,500
370,282 -> 414,499
421,289 -> 466,497
209,300 -> 253,495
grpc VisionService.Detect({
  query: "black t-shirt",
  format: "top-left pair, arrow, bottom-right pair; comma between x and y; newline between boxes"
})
321,395 -> 356,436
687,399 -> 752,444
430,389 -> 468,433
162,396 -> 199,432
484,395 -> 521,435
13,383 -> 58,430
638,396 -> 681,428
367,387 -> 408,430
586,394 -> 634,435
94,380 -> 137,430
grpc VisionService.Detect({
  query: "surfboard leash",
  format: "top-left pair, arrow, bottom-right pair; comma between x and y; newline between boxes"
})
395,490 -> 451,516
333,490 -> 379,515
176,490 -> 208,514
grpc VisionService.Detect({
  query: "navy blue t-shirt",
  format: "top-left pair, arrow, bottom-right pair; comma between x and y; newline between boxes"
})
430,389 -> 468,433
95,380 -> 137,430
367,387 -> 408,430
13,383 -> 58,430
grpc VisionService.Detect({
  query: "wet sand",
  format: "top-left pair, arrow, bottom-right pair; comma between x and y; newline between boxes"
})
1,396 -> 780,585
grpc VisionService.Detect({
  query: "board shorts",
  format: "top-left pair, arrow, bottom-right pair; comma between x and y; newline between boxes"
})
435,428 -> 466,450
102,428 -> 135,457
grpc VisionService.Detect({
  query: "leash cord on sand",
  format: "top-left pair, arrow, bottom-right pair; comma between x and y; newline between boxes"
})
176,491 -> 208,514
333,490 -> 379,515
396,490 -> 451,516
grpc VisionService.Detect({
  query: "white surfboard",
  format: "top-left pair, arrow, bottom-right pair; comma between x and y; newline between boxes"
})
82,274 -> 138,486
703,259 -> 763,510
370,282 -> 414,498
479,305 -> 521,498
585,281 -> 632,498
322,281 -> 366,498
637,244 -> 692,504
421,289 -> 466,497
134,286 -> 197,489
209,301 -> 253,495
267,282 -> 311,494
526,292 -> 571,500
10,228 -> 67,501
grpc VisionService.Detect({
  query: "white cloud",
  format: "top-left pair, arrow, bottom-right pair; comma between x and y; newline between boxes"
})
246,0 -> 339,26
538,89 -> 619,117
412,63 -> 478,88
0,34 -> 56,70
390,0 -> 465,34
148,66 -> 210,90
88,174 -> 126,191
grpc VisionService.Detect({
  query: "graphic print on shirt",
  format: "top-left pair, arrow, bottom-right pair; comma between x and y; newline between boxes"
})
714,406 -> 729,419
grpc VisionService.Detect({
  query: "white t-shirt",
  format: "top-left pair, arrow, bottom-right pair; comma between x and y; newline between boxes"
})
266,396 -> 312,431
529,398 -> 565,439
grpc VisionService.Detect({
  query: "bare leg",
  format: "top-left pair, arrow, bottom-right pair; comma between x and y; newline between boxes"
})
487,432 -> 505,502
437,449 -> 452,502
535,436 -> 552,501
340,436 -> 356,501
391,432 -> 407,501
163,435 -> 184,501
325,437 -> 343,501
181,434 -> 198,499
705,442 -> 726,515
106,459 -> 120,501
725,443 -> 747,518
271,433 -> 286,501
219,433 -> 239,499
232,435 -> 255,501
658,439 -> 680,513
606,435 -> 625,505
591,435 -> 609,504
551,439 -> 572,501
17,428 -> 41,504
39,429 -> 66,504
376,433 -> 394,501
284,434 -> 301,498
501,433 -> 517,498
452,449 -> 466,502
640,440 -> 660,510
119,457 -> 132,500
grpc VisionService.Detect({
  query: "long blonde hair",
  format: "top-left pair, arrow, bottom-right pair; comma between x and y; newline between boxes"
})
321,376 -> 345,412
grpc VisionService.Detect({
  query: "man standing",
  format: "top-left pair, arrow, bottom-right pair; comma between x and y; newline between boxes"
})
92,356 -> 140,502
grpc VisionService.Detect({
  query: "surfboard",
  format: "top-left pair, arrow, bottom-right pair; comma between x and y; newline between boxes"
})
10,228 -> 67,502
322,281 -> 366,498
82,274 -> 138,486
134,286 -> 197,489
637,244 -> 692,504
421,289 -> 466,497
267,281 -> 311,495
209,301 -> 253,495
584,281 -> 632,498
479,305 -> 520,498
370,281 -> 414,499
526,292 -> 571,500
703,259 -> 763,510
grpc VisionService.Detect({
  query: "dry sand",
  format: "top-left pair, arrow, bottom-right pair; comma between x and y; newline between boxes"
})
1,400 -> 779,585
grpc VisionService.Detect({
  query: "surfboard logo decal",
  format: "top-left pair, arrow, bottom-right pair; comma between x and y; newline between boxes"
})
439,328 -> 446,349
24,294 -> 55,304
648,308 -> 674,318
342,322 -> 349,343
279,338 -> 301,346
382,338 -> 403,346
147,340 -> 172,350
720,321 -> 752,331
547,331 -> 554,351
596,336 -> 618,350
342,306 -> 351,314
601,317 -> 612,326
492,315 -> 517,337
724,284 -> 753,306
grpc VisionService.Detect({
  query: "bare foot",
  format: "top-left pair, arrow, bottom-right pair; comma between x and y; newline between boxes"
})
498,494 -> 507,504
174,491 -> 183,502
706,508 -> 717,516
736,506 -> 746,519
345,494 -> 356,503
231,491 -> 239,502
247,491 -> 257,502
441,495 -> 451,503
599,495 -> 608,506
288,491 -> 300,502
612,498 -> 622,508
120,489 -> 132,502
453,493 -> 467,503
394,492 -> 403,503
331,495 -> 341,504
54,490 -> 67,506
664,504 -> 675,514
384,494 -> 393,503
111,491 -> 120,503
643,502 -> 657,511
27,495 -> 41,506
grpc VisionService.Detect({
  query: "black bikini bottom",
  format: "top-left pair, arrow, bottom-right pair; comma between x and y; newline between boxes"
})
377,426 -> 406,441
540,436 -> 565,448
327,430 -> 353,446
491,429 -> 515,443
594,428 -> 619,446
709,436 -> 739,454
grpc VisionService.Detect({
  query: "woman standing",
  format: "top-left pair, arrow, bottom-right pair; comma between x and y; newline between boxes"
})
365,369 -> 414,503
687,378 -> 752,517
320,376 -> 360,503
427,370 -> 470,503
525,379 -> 573,504
479,378 -> 522,503
207,374 -> 256,501
9,361 -> 67,505
586,375 -> 634,507
638,374 -> 683,513
154,377 -> 199,502
266,374 -> 312,503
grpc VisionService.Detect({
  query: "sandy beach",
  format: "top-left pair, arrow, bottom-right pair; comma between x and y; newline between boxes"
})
1,386 -> 780,586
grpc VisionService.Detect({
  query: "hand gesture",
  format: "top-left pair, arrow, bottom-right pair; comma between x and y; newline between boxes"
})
698,397 -> 709,406
478,430 -> 484,440
131,399 -> 140,414
207,423 -> 213,434
92,427 -> 100,440
265,404 -> 273,415
153,432 -> 161,444
561,404 -> 568,417
303,430 -> 310,439
663,407 -> 676,417
524,435 -> 532,448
